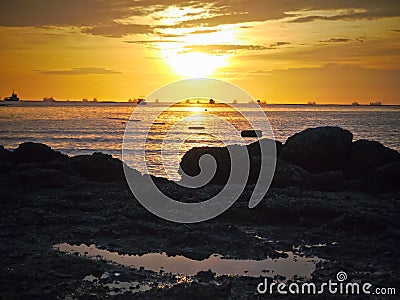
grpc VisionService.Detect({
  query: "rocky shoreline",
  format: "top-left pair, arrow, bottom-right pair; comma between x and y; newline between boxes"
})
1,126 -> 399,299
180,126 -> 400,193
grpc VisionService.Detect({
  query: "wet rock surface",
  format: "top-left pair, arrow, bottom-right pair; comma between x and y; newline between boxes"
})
0,145 -> 13,163
13,142 -> 68,164
280,126 -> 353,173
180,138 -> 282,185
1,134 -> 399,298
180,126 -> 400,193
343,139 -> 400,180
69,152 -> 126,182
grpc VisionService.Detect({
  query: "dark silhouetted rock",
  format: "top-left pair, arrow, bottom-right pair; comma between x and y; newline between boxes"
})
342,179 -> 368,192
281,126 -> 353,173
196,270 -> 216,281
0,145 -> 13,163
343,140 -> 400,180
313,171 -> 343,191
8,168 -> 72,188
180,128 -> 399,192
328,211 -> 388,233
247,138 -> 283,158
179,146 -> 230,185
69,153 -> 126,182
373,161 -> 400,192
241,130 -> 262,137
179,139 -> 282,185
273,162 -> 344,191
246,139 -> 283,184
13,142 -> 68,164
272,159 -> 314,188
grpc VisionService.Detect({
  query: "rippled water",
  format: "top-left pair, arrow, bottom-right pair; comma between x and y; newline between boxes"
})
1,101 -> 399,180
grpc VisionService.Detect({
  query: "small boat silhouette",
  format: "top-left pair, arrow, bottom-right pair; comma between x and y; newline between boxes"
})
4,89 -> 19,101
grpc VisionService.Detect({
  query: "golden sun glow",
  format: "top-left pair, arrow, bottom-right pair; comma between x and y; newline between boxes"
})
158,26 -> 234,78
187,106 -> 206,113
163,51 -> 228,77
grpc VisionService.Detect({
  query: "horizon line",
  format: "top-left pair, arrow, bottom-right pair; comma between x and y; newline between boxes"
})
3,99 -> 400,106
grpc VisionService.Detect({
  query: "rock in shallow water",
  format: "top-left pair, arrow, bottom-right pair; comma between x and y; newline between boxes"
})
13,142 -> 68,164
373,160 -> 400,192
179,146 -> 230,185
272,159 -> 314,188
69,153 -> 126,182
0,145 -> 13,163
343,139 -> 400,180
280,126 -> 353,173
179,138 -> 282,185
179,126 -> 399,192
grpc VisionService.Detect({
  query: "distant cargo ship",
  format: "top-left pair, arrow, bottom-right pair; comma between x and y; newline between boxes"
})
352,101 -> 360,106
43,97 -> 55,102
4,89 -> 19,101
128,97 -> 147,104
137,98 -> 147,105
370,101 -> 382,106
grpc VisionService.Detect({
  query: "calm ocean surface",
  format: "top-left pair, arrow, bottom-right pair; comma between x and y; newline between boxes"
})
1,101 -> 399,181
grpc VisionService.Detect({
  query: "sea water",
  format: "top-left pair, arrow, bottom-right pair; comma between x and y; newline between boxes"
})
1,101 -> 399,181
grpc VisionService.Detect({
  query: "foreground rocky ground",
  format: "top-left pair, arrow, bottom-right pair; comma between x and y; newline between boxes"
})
1,127 -> 399,299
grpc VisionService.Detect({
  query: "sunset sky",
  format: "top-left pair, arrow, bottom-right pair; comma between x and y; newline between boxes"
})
0,1 -> 399,104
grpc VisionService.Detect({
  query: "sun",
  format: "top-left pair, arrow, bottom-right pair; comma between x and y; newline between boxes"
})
163,51 -> 228,78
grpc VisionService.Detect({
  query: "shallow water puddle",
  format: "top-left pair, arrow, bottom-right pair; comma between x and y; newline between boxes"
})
54,243 -> 321,279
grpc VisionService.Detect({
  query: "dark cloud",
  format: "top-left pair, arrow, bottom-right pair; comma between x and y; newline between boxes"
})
124,40 -> 180,44
0,0 -> 198,27
0,0 -> 196,37
127,29 -> 222,41
183,42 -> 290,53
319,38 -> 351,43
184,44 -> 268,52
0,0 -> 134,27
82,23 -> 152,37
190,29 -> 220,34
271,42 -> 291,47
174,1 -> 400,27
287,13 -> 361,23
0,0 -> 398,37
34,67 -> 121,75
318,37 -> 365,44
154,32 -> 184,38
287,4 -> 400,23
